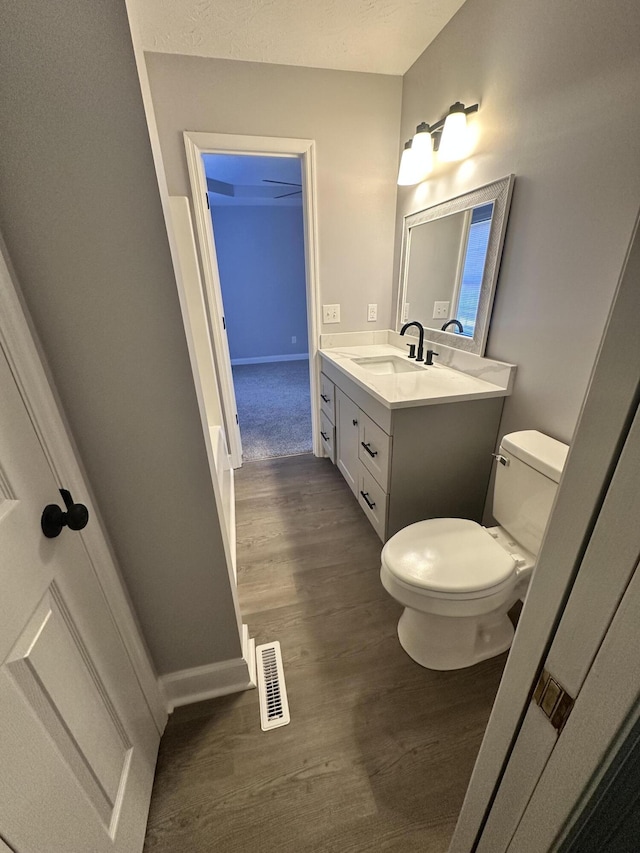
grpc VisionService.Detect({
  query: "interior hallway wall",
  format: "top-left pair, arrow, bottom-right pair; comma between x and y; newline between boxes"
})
211,204 -> 309,361
0,0 -> 241,675
144,53 -> 402,335
395,0 -> 640,447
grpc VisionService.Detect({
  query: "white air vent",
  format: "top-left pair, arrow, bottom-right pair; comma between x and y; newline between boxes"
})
256,641 -> 290,731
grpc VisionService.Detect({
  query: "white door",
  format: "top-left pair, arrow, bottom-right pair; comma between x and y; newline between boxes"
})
475,400 -> 640,851
0,347 -> 159,853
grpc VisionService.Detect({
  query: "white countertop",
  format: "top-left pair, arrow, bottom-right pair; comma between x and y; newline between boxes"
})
319,342 -> 514,410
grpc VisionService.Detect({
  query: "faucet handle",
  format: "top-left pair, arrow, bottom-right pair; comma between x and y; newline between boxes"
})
425,349 -> 440,365
406,343 -> 416,359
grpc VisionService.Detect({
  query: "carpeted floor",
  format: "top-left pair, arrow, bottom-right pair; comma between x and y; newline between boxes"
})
232,359 -> 312,461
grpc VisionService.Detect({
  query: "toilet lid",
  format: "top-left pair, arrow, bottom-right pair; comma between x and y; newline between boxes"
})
382,518 -> 517,595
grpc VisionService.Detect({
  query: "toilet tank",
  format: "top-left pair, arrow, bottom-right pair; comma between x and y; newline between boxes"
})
492,430 -> 569,556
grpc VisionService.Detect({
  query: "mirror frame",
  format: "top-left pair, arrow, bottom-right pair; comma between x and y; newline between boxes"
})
396,174 -> 515,355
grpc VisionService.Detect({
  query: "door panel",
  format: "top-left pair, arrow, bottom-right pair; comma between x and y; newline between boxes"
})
477,402 -> 640,851
7,588 -> 131,819
0,348 -> 158,852
335,388 -> 359,495
508,553 -> 640,851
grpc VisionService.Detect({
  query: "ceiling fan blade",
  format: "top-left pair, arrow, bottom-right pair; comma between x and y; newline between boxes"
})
263,179 -> 302,187
275,190 -> 303,198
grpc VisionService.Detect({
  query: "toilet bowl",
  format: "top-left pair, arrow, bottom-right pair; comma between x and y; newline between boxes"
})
380,430 -> 569,670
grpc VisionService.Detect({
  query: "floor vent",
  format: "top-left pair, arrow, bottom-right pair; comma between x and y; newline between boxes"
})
255,641 -> 290,731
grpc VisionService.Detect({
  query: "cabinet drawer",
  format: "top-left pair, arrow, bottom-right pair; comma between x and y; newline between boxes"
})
319,373 -> 335,423
357,463 -> 387,542
358,412 -> 391,490
320,410 -> 336,463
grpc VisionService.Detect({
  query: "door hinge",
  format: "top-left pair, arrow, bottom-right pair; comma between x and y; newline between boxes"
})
533,668 -> 575,734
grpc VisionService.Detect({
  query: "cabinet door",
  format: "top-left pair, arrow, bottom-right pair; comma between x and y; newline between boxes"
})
335,388 -> 360,496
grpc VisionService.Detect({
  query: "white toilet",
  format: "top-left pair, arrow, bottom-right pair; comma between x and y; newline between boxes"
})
380,430 -> 569,670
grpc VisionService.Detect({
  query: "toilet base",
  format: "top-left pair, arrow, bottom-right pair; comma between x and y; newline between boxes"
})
397,606 -> 514,670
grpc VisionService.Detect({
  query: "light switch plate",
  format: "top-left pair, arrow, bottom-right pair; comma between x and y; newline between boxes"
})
433,301 -> 450,319
367,303 -> 377,322
323,304 -> 340,324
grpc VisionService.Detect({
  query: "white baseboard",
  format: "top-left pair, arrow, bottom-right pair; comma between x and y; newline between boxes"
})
231,353 -> 309,365
160,624 -> 256,712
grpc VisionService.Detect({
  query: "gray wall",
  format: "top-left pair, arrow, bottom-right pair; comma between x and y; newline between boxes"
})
405,211 -> 467,329
395,0 -> 640,446
0,0 -> 240,675
144,53 -> 402,334
211,204 -> 309,360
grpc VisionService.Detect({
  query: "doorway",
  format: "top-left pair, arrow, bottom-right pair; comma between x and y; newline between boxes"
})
183,132 -> 322,470
203,153 -> 312,462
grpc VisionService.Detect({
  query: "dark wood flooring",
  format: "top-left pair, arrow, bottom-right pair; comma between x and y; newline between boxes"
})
143,454 -> 508,852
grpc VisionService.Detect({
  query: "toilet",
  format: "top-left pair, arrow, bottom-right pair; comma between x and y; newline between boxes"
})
380,430 -> 569,670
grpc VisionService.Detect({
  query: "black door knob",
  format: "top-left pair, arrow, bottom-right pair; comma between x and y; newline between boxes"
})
41,488 -> 89,539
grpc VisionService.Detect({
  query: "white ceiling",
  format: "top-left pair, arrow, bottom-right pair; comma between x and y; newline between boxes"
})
134,0 -> 467,76
203,153 -> 303,205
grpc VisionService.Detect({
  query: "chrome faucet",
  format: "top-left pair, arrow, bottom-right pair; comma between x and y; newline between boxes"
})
400,320 -> 425,362
441,318 -> 464,334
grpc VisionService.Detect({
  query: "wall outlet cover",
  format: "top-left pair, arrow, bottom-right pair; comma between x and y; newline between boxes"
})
433,301 -> 450,319
323,304 -> 341,324
367,303 -> 377,322
402,303 -> 410,322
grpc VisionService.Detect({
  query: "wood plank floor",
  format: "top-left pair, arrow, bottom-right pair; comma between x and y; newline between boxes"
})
143,454 -> 508,852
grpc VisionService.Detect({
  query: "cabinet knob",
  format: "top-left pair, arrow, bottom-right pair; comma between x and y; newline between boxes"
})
321,393 -> 330,403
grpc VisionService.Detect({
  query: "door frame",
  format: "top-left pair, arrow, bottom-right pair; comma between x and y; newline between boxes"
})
450,209 -> 640,850
0,235 -> 167,735
184,131 -> 322,466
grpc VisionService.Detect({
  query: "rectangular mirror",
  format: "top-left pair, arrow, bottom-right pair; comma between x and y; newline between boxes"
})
396,175 -> 514,355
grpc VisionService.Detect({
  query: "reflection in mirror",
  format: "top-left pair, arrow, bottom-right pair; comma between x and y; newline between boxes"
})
397,176 -> 514,355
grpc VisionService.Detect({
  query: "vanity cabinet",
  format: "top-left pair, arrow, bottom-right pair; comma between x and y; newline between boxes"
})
320,361 -> 504,542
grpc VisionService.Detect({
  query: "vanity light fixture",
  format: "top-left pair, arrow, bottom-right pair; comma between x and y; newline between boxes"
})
438,102 -> 477,162
411,122 -> 434,174
397,102 -> 479,185
397,140 -> 423,186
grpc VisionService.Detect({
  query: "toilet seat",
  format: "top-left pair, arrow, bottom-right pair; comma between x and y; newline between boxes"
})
381,518 -> 521,600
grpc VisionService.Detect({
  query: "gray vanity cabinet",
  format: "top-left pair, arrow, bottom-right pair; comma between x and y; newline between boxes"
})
320,360 -> 504,542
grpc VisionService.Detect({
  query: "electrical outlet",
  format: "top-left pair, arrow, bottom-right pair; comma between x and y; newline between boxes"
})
433,301 -> 450,319
291,335 -> 297,344
323,304 -> 340,324
367,303 -> 377,322
402,303 -> 410,322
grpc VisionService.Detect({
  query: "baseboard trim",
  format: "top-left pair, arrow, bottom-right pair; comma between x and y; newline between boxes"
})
160,624 -> 256,712
231,353 -> 309,365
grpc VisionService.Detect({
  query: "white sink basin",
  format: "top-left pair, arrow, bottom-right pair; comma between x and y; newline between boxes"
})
352,355 -> 426,375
